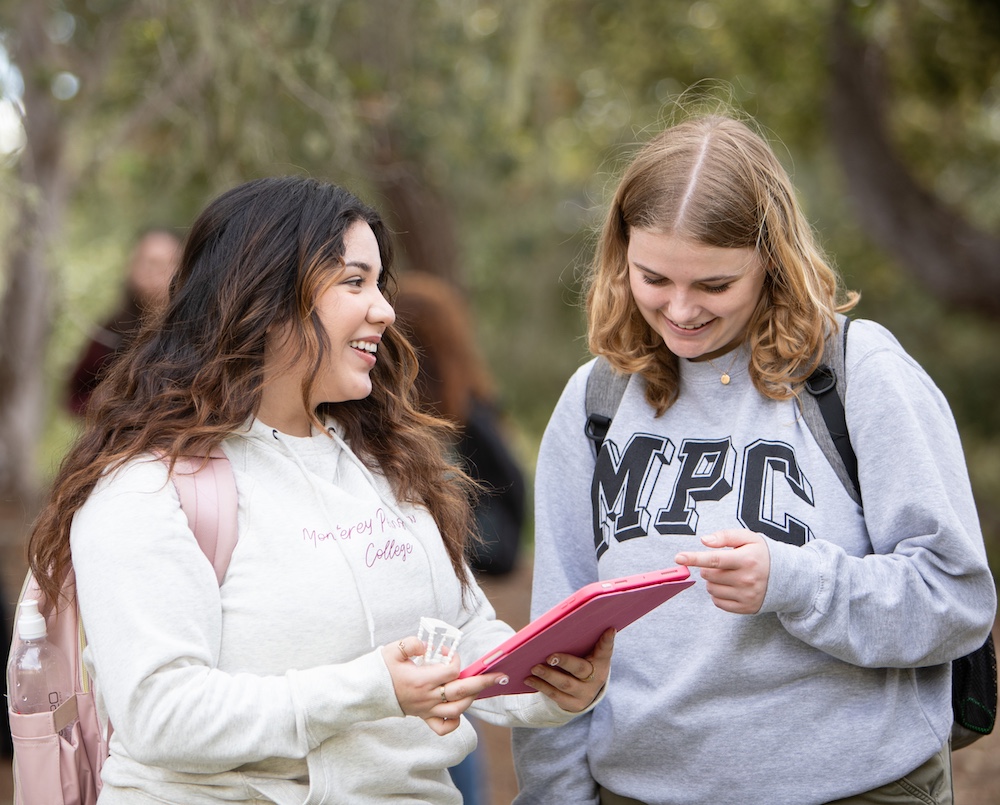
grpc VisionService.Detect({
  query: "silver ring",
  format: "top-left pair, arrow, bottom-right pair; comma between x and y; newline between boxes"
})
440,685 -> 449,703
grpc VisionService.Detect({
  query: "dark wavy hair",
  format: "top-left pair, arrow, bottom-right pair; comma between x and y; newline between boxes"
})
30,176 -> 477,604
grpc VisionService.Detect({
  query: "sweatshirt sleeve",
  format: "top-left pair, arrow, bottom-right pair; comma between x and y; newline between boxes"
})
71,457 -> 403,773
761,321 -> 997,667
511,364 -> 603,805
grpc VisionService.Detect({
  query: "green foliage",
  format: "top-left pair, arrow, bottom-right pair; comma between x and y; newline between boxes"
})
857,0 -> 1000,230
2,0 -> 999,565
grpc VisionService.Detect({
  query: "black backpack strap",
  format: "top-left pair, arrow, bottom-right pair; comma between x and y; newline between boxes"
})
800,315 -> 862,506
801,318 -> 994,747
584,357 -> 630,454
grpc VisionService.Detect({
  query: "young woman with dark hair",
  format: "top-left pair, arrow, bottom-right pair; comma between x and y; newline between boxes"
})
29,176 -> 612,804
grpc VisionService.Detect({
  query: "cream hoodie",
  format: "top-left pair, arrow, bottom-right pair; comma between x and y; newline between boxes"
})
71,418 -> 580,804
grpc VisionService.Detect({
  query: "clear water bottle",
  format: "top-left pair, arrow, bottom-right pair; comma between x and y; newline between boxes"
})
6,598 -> 75,740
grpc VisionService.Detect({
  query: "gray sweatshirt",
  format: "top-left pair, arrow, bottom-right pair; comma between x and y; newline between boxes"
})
512,318 -> 996,805
71,418 -> 582,804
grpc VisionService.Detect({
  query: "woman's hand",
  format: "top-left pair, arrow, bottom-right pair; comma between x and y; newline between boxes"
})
523,627 -> 615,713
675,529 -> 771,614
381,636 -> 509,736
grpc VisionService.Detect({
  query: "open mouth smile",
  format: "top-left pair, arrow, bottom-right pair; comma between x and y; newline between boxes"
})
669,318 -> 713,332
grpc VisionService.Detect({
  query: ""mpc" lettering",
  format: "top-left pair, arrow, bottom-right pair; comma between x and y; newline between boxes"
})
591,435 -> 816,558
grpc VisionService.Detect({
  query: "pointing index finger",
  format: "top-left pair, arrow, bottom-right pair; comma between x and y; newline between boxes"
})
674,549 -> 727,570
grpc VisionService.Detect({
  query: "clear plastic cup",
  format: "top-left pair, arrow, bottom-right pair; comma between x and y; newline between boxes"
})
415,617 -> 463,665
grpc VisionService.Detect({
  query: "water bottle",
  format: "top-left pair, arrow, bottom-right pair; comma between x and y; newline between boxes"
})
7,598 -> 75,740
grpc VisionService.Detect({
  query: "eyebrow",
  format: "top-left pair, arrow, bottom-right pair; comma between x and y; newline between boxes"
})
631,261 -> 742,284
345,259 -> 384,277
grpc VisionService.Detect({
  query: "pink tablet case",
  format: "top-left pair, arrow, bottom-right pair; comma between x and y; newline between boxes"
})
461,565 -> 694,697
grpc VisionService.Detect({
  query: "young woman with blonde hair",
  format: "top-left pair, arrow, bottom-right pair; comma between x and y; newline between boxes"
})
513,114 -> 994,805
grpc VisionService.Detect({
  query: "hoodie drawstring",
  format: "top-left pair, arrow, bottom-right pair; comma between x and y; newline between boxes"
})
266,427 -> 379,648
253,421 -> 445,649
324,426 -> 445,622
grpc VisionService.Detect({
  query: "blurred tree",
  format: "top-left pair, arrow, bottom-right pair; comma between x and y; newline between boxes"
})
0,0 -> 216,501
0,0 -> 66,503
828,0 -> 1000,317
0,0 -> 996,569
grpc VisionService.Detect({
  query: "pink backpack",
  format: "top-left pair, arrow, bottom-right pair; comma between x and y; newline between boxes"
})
6,451 -> 237,804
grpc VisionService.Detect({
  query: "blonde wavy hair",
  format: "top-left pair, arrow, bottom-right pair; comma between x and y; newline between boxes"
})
587,114 -> 859,414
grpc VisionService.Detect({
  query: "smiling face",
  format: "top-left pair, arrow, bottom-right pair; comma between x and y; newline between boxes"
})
258,220 -> 395,435
627,228 -> 766,361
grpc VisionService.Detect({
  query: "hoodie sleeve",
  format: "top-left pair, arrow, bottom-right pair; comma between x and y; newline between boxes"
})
761,320 -> 997,667
511,363 -> 603,805
71,458 -> 403,773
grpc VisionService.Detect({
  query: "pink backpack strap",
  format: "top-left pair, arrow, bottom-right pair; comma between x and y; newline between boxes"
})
171,447 -> 239,585
7,451 -> 239,805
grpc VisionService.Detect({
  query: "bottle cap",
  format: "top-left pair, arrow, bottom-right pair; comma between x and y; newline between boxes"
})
17,599 -> 47,640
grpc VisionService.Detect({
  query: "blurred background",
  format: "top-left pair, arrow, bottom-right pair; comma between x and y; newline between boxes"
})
1,0 -> 997,558
0,0 -> 998,800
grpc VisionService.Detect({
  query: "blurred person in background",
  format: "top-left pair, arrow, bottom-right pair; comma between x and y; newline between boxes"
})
3,228 -> 180,761
395,270 -> 529,805
395,271 -> 526,578
66,227 -> 181,416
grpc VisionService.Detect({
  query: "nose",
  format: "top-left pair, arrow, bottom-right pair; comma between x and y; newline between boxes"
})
369,288 -> 396,326
664,287 -> 700,323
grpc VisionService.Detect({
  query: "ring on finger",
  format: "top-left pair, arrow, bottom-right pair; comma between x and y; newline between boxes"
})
583,661 -> 596,682
440,685 -> 449,703
397,641 -> 408,661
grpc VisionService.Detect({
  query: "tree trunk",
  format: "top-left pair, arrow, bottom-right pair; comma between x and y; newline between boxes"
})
0,2 -> 70,503
827,0 -> 1000,317
369,153 -> 462,284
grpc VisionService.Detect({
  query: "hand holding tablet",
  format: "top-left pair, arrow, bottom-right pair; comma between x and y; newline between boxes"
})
461,565 -> 694,697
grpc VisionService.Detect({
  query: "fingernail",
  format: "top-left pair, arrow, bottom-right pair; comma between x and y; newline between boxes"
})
548,656 -> 560,666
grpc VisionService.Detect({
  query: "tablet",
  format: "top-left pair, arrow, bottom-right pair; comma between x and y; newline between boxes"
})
460,565 -> 694,697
